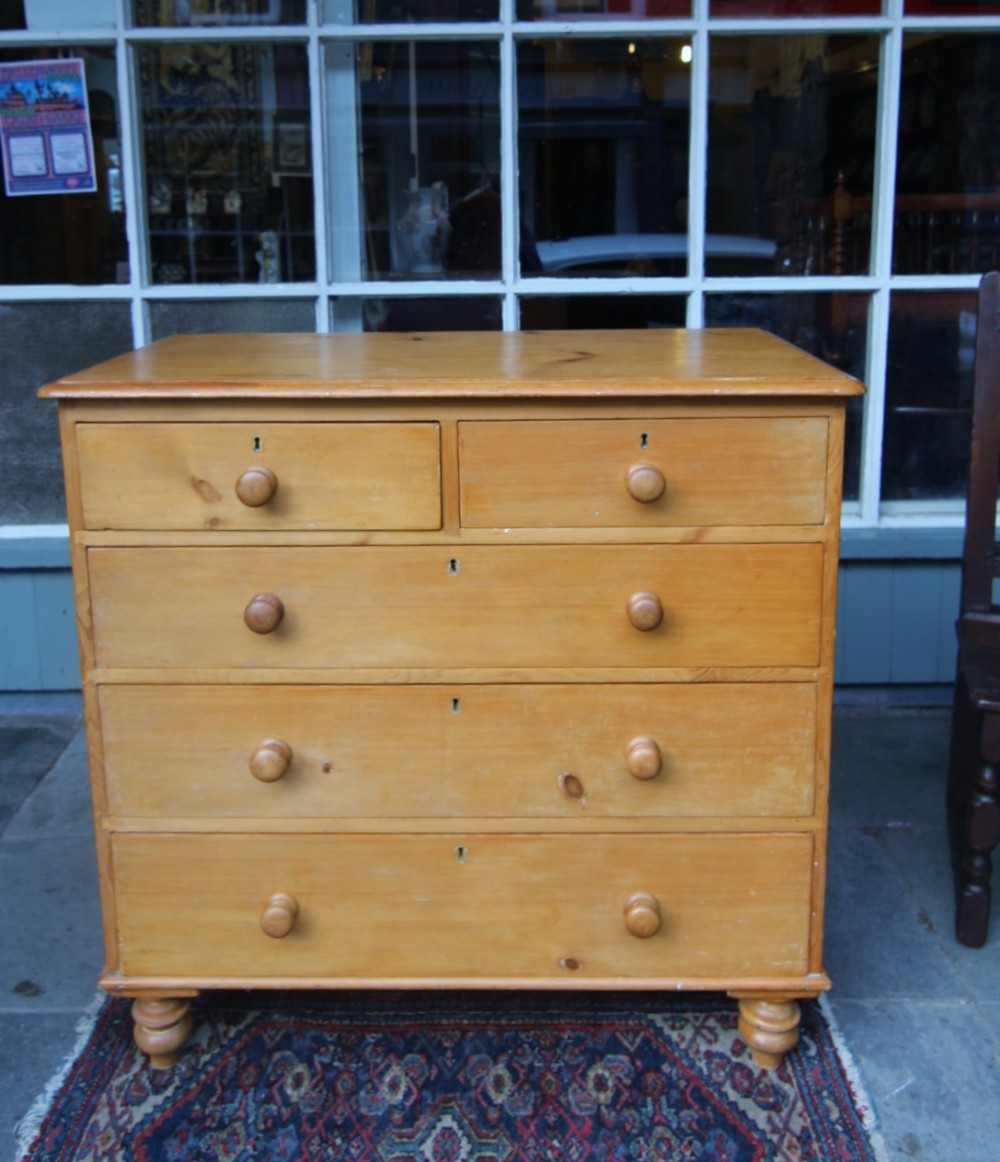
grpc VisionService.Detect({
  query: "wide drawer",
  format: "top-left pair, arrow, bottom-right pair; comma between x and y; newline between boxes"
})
88,544 -> 823,670
99,682 -> 817,820
459,418 -> 829,528
75,422 -> 441,530
111,832 -> 814,980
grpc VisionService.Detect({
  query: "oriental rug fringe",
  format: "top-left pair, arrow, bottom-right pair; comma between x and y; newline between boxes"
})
15,991 -> 888,1161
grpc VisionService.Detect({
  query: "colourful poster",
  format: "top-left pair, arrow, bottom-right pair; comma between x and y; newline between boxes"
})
0,58 -> 96,196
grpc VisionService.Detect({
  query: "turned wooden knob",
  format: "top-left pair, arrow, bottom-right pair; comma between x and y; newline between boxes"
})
626,737 -> 662,781
261,892 -> 299,938
244,592 -> 284,634
627,592 -> 663,631
249,738 -> 292,782
626,463 -> 666,504
624,892 -> 661,938
235,465 -> 278,507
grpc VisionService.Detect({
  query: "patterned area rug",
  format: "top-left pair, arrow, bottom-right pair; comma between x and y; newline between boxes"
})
16,992 -> 887,1161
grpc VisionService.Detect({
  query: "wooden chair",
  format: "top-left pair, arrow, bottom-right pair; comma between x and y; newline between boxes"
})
948,269 -> 1000,948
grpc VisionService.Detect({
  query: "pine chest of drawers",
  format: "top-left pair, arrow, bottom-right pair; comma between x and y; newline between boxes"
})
42,329 -> 862,1070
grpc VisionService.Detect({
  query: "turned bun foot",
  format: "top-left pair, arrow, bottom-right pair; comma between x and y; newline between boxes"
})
736,997 -> 801,1070
131,997 -> 194,1068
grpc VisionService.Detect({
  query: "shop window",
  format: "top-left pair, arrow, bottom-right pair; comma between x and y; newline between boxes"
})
892,34 -> 1000,276
332,296 -> 504,331
706,34 -> 880,278
520,293 -> 686,330
711,1 -> 881,14
883,291 -> 979,502
132,0 -> 307,27
519,37 -> 692,278
0,300 -> 132,523
518,2 -> 690,17
0,46 -> 128,285
331,0 -> 500,20
136,41 -> 314,284
349,39 -> 501,281
148,297 -> 316,338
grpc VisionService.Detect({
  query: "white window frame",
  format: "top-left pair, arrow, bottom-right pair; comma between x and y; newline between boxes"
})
2,0 -> 998,539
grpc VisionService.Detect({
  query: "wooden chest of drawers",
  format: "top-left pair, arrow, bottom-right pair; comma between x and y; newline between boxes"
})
42,329 -> 862,1070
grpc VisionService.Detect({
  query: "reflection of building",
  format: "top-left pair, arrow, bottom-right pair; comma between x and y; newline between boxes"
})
1,1 -> 1000,691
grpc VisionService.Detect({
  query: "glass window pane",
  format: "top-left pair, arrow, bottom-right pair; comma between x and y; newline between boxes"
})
0,300 -> 132,524
148,297 -> 316,339
904,1 -> 996,12
352,40 -> 501,281
882,291 -> 977,502
893,34 -> 1000,276
519,294 -> 686,329
704,292 -> 866,501
132,0 -> 306,27
334,296 -> 503,330
707,35 -> 880,277
137,41 -> 314,284
0,46 -> 128,285
517,1 -> 690,18
326,0 -> 499,20
711,1 -> 880,14
16,1 -> 116,29
519,38 -> 691,278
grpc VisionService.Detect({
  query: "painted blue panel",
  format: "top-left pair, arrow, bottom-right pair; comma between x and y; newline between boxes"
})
0,536 -> 71,569
890,564 -> 952,683
0,572 -> 42,690
835,564 -> 895,684
32,571 -> 81,690
936,568 -> 961,682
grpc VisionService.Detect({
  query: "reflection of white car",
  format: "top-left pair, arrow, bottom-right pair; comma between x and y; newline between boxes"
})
535,233 -> 777,273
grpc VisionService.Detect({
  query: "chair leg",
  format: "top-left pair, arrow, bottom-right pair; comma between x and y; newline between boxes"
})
950,690 -> 1000,948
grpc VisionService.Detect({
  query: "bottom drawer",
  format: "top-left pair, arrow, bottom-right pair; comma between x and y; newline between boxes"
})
112,833 -> 814,982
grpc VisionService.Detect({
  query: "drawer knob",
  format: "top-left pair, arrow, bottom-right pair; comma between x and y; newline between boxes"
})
235,466 -> 278,507
627,592 -> 663,632
244,592 -> 284,634
624,892 -> 661,938
626,737 -> 662,781
626,463 -> 666,504
249,738 -> 293,782
261,892 -> 299,938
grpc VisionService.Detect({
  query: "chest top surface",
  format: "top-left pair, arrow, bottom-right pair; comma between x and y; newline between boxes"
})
40,329 -> 864,401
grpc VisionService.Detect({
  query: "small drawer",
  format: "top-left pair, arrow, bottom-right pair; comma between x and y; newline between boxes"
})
75,422 -> 441,531
459,418 -> 829,528
99,682 -> 817,820
111,832 -> 814,981
88,543 -> 823,670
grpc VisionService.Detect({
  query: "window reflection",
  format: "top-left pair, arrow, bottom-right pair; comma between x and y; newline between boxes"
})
711,1 -> 880,14
0,46 -> 127,285
883,291 -> 978,501
356,40 -> 501,281
137,42 -> 314,284
520,294 -> 685,330
892,35 -> 1000,275
148,297 -> 315,338
904,1 -> 997,12
704,292 -> 867,501
519,38 -> 691,278
338,296 -> 503,331
340,0 -> 499,20
132,0 -> 307,27
0,300 -> 132,523
707,35 -> 879,277
518,1 -> 689,17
